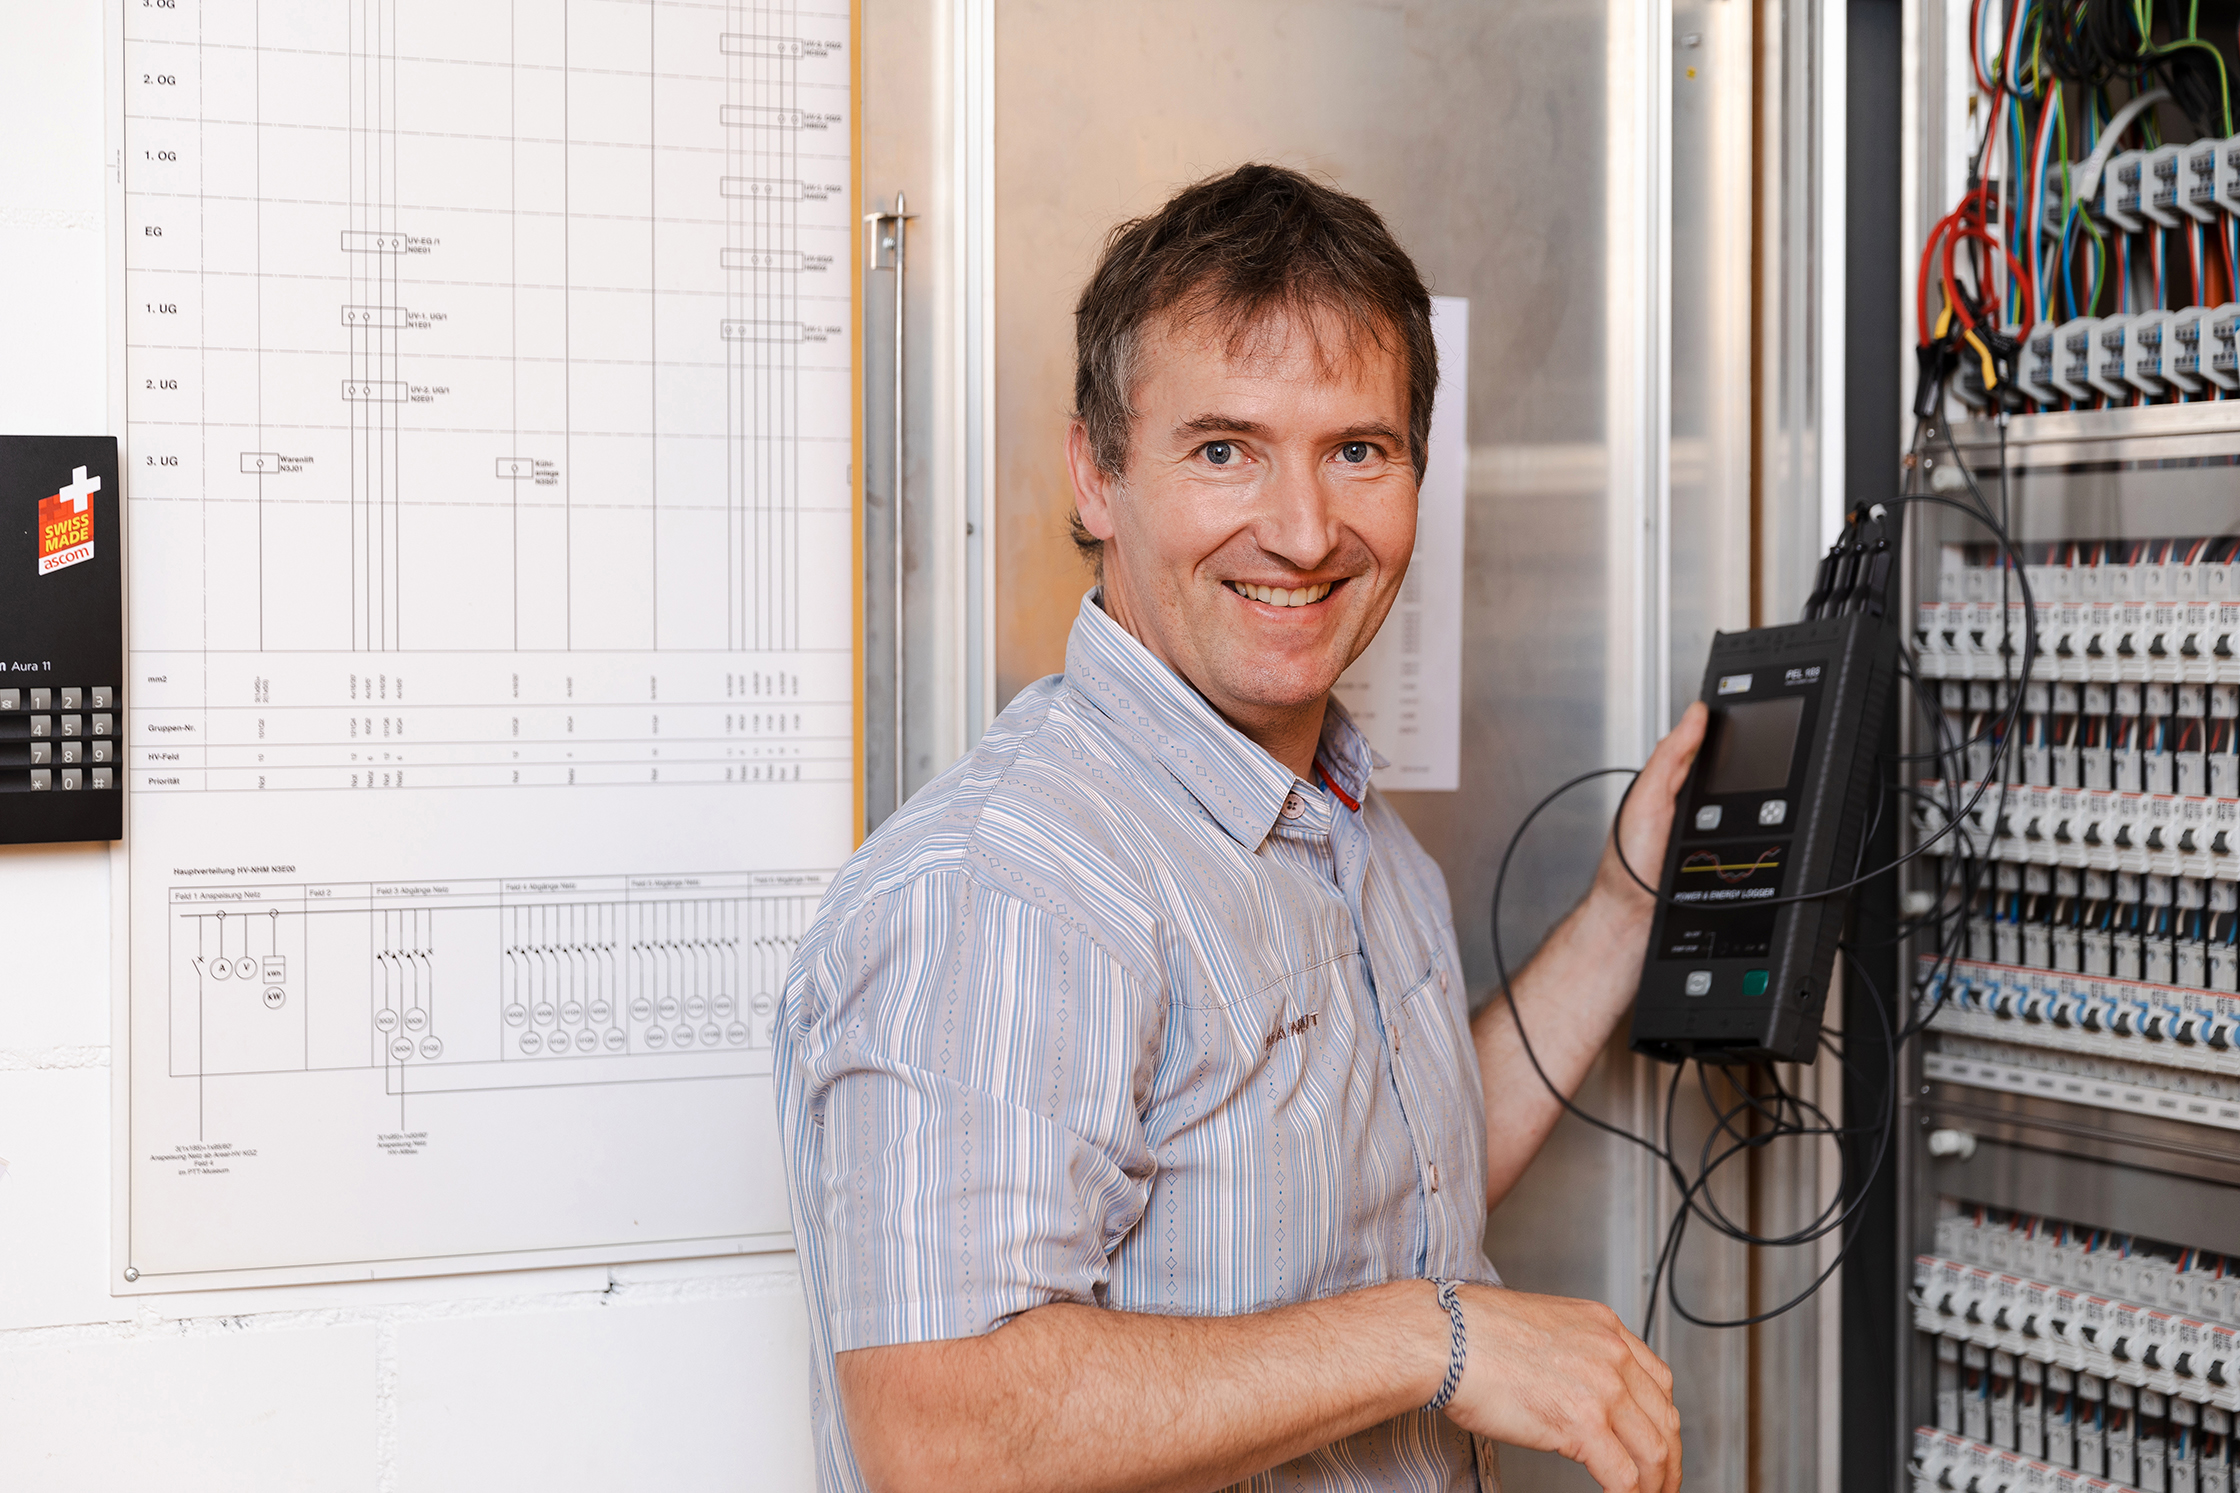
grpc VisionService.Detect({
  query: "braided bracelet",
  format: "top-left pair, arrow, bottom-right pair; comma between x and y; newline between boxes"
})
1424,1277 -> 1468,1413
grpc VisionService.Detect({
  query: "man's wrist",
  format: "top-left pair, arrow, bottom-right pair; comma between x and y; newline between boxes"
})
1423,1279 -> 1469,1412
1377,1278 -> 1462,1411
1583,869 -> 1656,938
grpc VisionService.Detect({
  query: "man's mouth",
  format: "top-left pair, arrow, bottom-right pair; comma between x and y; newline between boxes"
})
1222,579 -> 1335,608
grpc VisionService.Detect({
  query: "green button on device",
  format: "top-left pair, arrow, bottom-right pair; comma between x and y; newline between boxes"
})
1741,969 -> 1770,997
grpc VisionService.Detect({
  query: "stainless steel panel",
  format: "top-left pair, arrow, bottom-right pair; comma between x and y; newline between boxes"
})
861,7 -> 936,824
1952,404 -> 2240,469
1670,0 -> 1757,708
862,1 -> 980,823
1754,0 -> 1851,1479
1920,1102 -> 2240,1250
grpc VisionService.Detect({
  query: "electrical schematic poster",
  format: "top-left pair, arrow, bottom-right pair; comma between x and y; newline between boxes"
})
114,0 -> 854,1290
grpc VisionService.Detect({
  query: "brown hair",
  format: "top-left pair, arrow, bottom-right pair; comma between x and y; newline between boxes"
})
1068,163 -> 1437,572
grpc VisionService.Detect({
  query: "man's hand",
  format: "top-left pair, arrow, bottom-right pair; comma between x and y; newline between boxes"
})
1441,1285 -> 1682,1493
1591,702 -> 1709,921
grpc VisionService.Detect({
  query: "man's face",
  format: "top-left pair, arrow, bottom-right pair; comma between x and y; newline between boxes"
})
1068,307 -> 1418,738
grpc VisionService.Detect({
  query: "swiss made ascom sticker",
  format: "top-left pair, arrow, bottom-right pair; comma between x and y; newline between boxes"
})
36,465 -> 100,576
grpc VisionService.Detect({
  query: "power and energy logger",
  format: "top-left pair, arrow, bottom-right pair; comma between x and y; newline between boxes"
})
1630,512 -> 1906,1063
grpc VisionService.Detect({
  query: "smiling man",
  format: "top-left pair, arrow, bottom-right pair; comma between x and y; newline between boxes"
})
775,164 -> 1706,1493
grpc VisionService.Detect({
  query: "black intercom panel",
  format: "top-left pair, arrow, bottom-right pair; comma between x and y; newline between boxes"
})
0,435 -> 124,844
1629,609 -> 1899,1063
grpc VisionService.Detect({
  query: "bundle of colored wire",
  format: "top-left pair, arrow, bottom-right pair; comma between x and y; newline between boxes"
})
1919,0 -> 2238,413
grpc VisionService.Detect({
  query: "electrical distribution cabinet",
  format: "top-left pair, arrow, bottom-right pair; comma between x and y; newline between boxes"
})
1896,8 -> 2240,1486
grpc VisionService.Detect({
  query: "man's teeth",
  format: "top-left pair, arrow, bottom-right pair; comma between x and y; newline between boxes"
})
1227,580 -> 1333,608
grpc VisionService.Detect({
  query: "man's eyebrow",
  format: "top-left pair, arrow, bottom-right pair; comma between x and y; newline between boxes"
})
1171,415 -> 1408,444
1173,413 -> 1270,438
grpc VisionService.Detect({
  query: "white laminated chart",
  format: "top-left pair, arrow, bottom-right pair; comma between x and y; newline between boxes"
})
115,0 -> 854,1289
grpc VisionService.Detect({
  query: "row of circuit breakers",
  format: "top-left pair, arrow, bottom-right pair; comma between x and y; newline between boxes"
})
1908,542 -> 2240,1136
1984,141 -> 2240,408
1910,1198 -> 2240,1492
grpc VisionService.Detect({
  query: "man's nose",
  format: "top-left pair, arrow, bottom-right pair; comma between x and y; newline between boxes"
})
1251,454 -> 1340,572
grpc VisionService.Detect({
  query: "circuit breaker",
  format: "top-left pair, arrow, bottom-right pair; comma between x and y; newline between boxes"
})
0,435 -> 123,844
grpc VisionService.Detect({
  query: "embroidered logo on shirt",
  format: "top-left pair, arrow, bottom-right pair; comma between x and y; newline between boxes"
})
1263,1010 -> 1319,1051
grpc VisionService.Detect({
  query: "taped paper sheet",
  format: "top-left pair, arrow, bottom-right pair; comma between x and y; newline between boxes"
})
1335,295 -> 1467,792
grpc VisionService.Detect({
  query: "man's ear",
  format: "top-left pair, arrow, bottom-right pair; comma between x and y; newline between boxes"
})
1066,421 -> 1120,542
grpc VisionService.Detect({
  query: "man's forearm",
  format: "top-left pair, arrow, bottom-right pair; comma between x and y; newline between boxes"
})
1471,886 -> 1651,1208
1473,704 -> 1707,1210
836,1283 -> 1448,1493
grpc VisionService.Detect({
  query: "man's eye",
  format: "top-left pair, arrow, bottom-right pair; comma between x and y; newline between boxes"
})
1203,441 -> 1234,466
1339,442 -> 1372,464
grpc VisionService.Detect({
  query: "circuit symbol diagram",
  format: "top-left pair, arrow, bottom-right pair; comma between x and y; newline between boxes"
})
167,872 -> 825,1131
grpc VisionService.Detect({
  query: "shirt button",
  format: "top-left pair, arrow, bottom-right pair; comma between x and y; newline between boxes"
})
1280,794 -> 1305,820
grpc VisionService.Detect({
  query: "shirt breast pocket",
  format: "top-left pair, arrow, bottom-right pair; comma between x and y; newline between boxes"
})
1258,949 -> 1351,1017
1244,950 -> 1358,1064
1395,960 -> 1449,1010
1180,948 -> 1355,1065
1386,925 -> 1456,1012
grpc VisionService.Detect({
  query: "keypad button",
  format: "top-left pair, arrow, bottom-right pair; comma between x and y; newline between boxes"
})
89,686 -> 113,710
1758,799 -> 1788,826
91,713 -> 112,737
28,688 -> 50,711
1693,804 -> 1723,831
29,768 -> 51,791
59,687 -> 81,710
60,714 -> 82,738
89,740 -> 113,764
0,689 -> 18,710
90,767 -> 113,790
1685,970 -> 1714,996
28,716 -> 50,738
59,768 -> 83,790
29,741 -> 52,765
58,741 -> 81,765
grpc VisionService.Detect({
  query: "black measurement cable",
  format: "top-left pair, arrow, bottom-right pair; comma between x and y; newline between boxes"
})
1488,424 -> 2031,1335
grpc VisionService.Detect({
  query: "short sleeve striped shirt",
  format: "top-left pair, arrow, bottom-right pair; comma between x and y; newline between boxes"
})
775,592 -> 1500,1491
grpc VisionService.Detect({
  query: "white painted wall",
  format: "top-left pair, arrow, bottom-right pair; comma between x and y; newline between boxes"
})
0,5 -> 817,1486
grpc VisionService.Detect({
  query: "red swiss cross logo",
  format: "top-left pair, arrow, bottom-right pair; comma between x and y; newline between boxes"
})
37,464 -> 99,576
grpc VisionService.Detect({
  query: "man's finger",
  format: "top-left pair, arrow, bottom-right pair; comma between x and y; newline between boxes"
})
1651,702 -> 1708,783
1604,1391 -> 1675,1491
1615,1355 -> 1678,1460
1612,1350 -> 1680,1489
1577,1429 -> 1651,1493
1641,1373 -> 1683,1493
1616,1327 -> 1674,1395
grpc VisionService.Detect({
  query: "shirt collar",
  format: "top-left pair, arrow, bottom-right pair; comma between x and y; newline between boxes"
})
1314,696 -> 1379,808
1064,590 -> 1378,849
